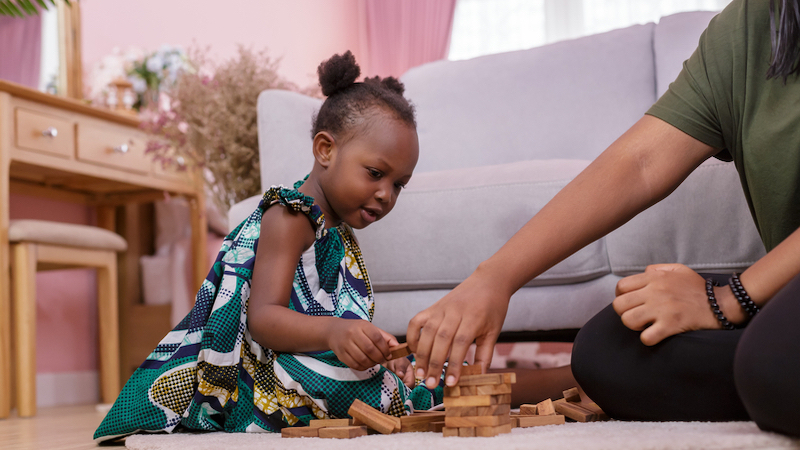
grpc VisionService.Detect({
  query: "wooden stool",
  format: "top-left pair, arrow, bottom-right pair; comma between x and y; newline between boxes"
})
6,220 -> 126,417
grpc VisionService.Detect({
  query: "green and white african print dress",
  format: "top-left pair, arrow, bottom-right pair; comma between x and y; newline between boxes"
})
94,180 -> 444,441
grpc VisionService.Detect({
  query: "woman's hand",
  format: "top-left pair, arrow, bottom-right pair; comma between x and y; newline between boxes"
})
384,357 -> 416,388
407,272 -> 509,389
327,319 -> 398,371
613,264 -> 741,346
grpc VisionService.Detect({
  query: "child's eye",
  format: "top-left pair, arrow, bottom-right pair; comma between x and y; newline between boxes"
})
367,168 -> 382,179
394,182 -> 406,190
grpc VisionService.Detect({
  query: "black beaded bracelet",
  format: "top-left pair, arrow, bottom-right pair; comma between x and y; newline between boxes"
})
706,278 -> 735,330
729,273 -> 760,318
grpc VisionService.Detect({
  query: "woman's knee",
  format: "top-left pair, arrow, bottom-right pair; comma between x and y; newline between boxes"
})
735,274 -> 800,437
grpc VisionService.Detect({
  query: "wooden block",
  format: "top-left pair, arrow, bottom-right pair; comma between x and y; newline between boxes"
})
536,398 -> 556,416
444,385 -> 477,397
429,421 -> 445,432
282,427 -> 320,438
514,415 -> 565,428
554,398 -> 603,422
460,364 -> 484,376
475,422 -> 513,437
563,387 -> 581,403
348,399 -> 401,434
443,393 -> 511,408
456,373 -> 516,387
318,426 -> 368,439
445,414 -> 511,428
459,427 -> 477,437
309,418 -> 351,428
580,401 -> 610,420
443,426 -> 459,437
445,406 -> 477,417
476,383 -> 512,395
519,404 -> 537,415
400,412 -> 447,432
389,343 -> 411,360
476,403 -> 511,416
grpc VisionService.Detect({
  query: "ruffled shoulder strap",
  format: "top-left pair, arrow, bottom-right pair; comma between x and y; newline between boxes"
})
258,178 -> 326,238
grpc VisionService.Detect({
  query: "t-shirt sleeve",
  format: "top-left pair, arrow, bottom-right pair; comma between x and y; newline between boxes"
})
646,6 -> 740,160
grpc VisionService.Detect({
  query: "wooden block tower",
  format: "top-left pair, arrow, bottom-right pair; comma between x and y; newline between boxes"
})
442,366 -> 516,437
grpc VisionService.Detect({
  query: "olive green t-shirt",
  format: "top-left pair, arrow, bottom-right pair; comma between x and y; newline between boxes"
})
646,0 -> 800,252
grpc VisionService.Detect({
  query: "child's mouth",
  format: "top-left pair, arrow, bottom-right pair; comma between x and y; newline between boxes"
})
360,208 -> 378,223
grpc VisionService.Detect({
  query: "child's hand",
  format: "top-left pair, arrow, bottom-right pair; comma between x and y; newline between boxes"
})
327,319 -> 399,371
384,357 -> 416,389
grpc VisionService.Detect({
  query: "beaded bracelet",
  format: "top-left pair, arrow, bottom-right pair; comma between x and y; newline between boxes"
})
729,272 -> 760,318
706,278 -> 735,330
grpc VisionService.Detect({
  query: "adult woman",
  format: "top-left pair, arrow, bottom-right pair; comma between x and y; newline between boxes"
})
407,0 -> 800,436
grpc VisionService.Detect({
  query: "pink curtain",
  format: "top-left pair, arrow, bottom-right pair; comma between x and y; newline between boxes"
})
359,0 -> 457,78
0,14 -> 42,88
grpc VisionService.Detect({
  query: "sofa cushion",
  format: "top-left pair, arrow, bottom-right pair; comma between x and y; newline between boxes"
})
372,275 -> 621,336
653,11 -> 717,98
400,22 -> 657,173
356,159 -> 611,292
606,159 -> 765,276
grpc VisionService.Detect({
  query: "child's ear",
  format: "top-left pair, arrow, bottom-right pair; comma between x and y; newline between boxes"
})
312,131 -> 336,168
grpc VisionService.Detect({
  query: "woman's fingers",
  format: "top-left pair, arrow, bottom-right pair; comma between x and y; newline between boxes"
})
409,312 -> 440,380
615,272 -> 650,296
423,314 -> 461,388
619,305 -> 654,331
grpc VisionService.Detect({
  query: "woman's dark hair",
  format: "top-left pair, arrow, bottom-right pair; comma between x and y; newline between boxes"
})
311,51 -> 416,141
767,0 -> 800,81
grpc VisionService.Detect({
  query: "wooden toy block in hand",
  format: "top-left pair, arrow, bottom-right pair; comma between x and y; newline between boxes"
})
388,343 -> 411,360
347,399 -> 401,434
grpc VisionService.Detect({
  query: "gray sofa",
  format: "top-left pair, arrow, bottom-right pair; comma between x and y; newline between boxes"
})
229,11 -> 765,340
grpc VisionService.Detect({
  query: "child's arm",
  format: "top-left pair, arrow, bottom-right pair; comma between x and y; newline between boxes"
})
247,205 -> 396,370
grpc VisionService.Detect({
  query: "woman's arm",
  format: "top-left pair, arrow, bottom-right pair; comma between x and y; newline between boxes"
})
248,206 -> 396,370
408,115 -> 719,388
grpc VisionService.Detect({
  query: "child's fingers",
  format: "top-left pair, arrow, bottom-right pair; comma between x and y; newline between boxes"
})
378,328 -> 400,348
354,329 -> 390,366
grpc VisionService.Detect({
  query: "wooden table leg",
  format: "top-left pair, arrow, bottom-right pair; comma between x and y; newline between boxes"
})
96,253 -> 121,404
11,243 -> 37,417
188,194 -> 208,296
0,92 -> 12,419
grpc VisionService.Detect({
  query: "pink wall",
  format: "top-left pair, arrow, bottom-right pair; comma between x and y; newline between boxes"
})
21,0 -> 364,378
81,0 -> 364,88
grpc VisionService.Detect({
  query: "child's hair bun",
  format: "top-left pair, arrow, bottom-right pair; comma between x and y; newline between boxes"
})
317,51 -> 361,97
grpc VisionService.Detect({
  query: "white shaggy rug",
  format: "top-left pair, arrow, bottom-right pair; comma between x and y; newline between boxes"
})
125,421 -> 800,450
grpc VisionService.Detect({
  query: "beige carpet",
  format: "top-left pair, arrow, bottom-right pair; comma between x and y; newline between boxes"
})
125,421 -> 800,450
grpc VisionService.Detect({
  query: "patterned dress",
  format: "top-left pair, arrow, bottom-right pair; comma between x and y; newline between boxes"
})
94,180 -> 443,441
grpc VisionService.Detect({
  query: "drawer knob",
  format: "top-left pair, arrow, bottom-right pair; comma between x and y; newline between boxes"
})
41,127 -> 58,138
114,144 -> 129,154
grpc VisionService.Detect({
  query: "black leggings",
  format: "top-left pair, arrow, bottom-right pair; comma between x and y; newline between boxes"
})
572,272 -> 800,437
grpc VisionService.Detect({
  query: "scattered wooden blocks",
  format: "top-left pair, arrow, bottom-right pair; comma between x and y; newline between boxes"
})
309,418 -> 351,428
429,421 -> 445,432
536,398 -> 556,416
281,426 -> 320,438
554,398 -> 609,422
519,404 -> 537,415
563,387 -> 581,403
318,426 -> 368,439
388,343 -> 411,360
348,399 -> 401,434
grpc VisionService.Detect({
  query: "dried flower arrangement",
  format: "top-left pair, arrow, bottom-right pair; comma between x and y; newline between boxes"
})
141,46 -> 318,216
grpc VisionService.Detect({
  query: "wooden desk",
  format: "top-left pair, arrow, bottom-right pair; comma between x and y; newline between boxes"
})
0,81 -> 208,418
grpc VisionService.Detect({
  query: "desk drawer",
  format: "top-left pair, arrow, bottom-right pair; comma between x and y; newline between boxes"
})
15,108 -> 75,158
77,122 -> 150,173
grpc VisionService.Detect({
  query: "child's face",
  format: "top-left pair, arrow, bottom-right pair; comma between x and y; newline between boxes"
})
324,117 -> 419,229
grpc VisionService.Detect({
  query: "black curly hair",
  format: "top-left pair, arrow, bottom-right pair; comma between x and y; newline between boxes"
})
311,51 -> 416,142
768,0 -> 800,81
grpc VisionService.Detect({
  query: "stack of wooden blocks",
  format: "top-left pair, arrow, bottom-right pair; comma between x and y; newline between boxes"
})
442,365 -> 516,437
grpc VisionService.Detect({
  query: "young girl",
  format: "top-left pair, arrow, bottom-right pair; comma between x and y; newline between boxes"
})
94,51 -> 442,441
